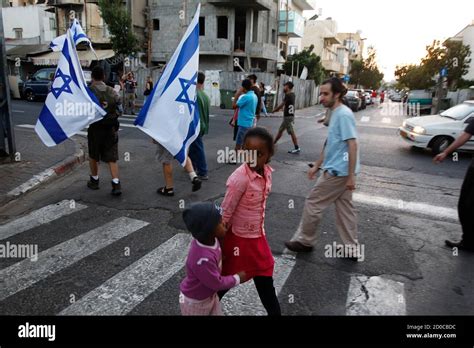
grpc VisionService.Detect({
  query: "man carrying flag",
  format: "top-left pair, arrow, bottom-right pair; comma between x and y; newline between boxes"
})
134,4 -> 202,195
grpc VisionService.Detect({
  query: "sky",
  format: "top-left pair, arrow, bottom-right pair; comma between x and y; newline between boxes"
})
304,0 -> 474,81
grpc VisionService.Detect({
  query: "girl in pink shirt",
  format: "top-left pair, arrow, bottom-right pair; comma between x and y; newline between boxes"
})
220,127 -> 281,316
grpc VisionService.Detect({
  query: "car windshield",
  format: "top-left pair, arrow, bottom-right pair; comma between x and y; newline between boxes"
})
440,103 -> 474,120
347,91 -> 357,97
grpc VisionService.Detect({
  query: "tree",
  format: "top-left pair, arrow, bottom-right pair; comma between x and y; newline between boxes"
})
394,64 -> 434,90
349,49 -> 384,89
98,0 -> 139,56
283,45 -> 326,84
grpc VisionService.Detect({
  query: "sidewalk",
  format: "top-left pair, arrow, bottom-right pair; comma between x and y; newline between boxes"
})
0,127 -> 85,208
209,103 -> 326,118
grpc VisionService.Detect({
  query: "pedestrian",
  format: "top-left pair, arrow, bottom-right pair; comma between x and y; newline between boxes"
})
219,127 -> 281,316
180,202 -> 246,316
188,72 -> 210,181
154,139 -> 202,196
434,117 -> 474,252
143,76 -> 153,104
273,81 -> 301,154
380,90 -> 385,104
122,72 -> 137,115
87,66 -> 123,196
247,74 -> 262,124
259,82 -> 269,117
232,79 -> 258,163
285,77 -> 361,259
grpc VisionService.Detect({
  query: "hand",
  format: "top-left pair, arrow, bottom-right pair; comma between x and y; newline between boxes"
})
308,165 -> 319,180
346,174 -> 356,191
237,271 -> 247,283
433,152 -> 447,164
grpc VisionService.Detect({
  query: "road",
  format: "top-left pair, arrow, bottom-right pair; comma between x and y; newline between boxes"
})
0,99 -> 473,316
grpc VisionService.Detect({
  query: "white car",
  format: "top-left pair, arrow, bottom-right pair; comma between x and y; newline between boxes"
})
398,101 -> 474,154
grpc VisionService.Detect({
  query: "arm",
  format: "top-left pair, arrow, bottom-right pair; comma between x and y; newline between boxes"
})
434,132 -> 472,163
232,88 -> 244,109
308,143 -> 325,180
346,139 -> 358,191
273,101 -> 285,113
192,258 -> 239,292
221,175 -> 247,227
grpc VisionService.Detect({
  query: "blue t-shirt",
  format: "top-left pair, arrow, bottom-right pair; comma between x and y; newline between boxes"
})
322,104 -> 360,177
236,90 -> 258,128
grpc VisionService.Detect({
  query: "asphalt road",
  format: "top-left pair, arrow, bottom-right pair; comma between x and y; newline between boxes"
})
1,99 -> 473,316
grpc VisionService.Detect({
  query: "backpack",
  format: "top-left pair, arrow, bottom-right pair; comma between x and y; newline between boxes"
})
90,85 -> 120,129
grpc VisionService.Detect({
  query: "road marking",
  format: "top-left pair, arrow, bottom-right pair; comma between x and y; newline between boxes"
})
0,217 -> 149,302
346,275 -> 406,315
118,123 -> 136,128
60,233 -> 191,316
12,110 -> 25,113
16,124 -> 88,137
360,116 -> 370,122
221,254 -> 296,316
353,192 -> 458,220
0,200 -> 87,240
382,117 -> 392,124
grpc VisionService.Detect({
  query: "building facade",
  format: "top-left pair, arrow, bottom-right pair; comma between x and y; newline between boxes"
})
151,0 -> 279,73
448,21 -> 474,81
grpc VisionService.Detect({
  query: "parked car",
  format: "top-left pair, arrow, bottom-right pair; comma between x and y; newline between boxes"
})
364,91 -> 372,105
22,68 -> 56,102
344,90 -> 362,112
398,101 -> 474,154
355,89 -> 367,109
407,89 -> 433,115
390,92 -> 402,102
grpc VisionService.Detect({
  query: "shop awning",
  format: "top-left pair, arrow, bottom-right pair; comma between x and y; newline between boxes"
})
31,49 -> 115,67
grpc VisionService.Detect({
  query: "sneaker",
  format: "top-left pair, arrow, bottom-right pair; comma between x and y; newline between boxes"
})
87,177 -> 100,190
111,181 -> 122,196
288,148 -> 301,154
192,177 -> 202,192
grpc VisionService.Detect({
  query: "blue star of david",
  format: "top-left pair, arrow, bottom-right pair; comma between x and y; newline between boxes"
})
51,69 -> 73,99
175,72 -> 198,114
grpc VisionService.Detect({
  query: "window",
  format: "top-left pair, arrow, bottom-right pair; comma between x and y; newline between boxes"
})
199,17 -> 205,36
271,29 -> 276,44
153,19 -> 160,31
252,11 -> 259,42
13,28 -> 23,39
35,70 -> 52,81
217,16 -> 228,39
49,18 -> 56,31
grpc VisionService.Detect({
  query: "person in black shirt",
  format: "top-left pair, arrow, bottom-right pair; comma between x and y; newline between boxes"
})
434,116 -> 474,252
273,81 -> 301,154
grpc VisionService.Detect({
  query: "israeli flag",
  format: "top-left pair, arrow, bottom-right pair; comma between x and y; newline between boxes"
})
35,29 -> 106,147
50,19 -> 94,53
134,4 -> 201,166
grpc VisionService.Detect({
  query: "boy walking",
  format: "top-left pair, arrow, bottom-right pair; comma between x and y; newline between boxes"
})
273,82 -> 301,154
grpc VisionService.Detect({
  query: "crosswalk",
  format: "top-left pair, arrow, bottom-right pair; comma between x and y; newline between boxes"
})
0,201 -> 410,316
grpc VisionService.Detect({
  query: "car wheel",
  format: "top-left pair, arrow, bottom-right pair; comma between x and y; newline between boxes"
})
431,136 -> 453,155
25,90 -> 35,102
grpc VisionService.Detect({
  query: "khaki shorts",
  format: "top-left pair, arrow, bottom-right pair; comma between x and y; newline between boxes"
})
155,143 -> 174,165
279,116 -> 295,135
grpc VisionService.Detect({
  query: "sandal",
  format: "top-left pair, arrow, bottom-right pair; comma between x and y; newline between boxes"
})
157,187 -> 175,197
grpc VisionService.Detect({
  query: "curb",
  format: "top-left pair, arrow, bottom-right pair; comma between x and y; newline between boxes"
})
0,141 -> 86,209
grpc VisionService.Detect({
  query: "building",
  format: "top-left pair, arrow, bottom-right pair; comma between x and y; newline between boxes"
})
1,1 -> 56,49
278,0 -> 315,58
151,0 -> 279,73
302,16 -> 346,76
337,31 -> 365,64
448,21 -> 474,81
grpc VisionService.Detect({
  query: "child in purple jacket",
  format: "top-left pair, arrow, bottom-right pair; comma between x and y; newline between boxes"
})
180,202 -> 246,315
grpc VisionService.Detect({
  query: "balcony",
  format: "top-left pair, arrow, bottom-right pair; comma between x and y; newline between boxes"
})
200,38 -> 232,56
248,42 -> 278,61
208,0 -> 273,11
322,59 -> 342,73
46,0 -> 84,7
279,10 -> 305,38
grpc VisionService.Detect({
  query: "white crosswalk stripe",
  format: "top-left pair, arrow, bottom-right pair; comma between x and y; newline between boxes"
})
0,200 -> 87,240
222,254 -> 296,315
346,275 -> 406,315
360,116 -> 371,123
60,233 -> 191,316
0,217 -> 149,302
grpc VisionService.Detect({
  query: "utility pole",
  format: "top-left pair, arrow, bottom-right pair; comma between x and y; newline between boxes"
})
0,12 -> 16,161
